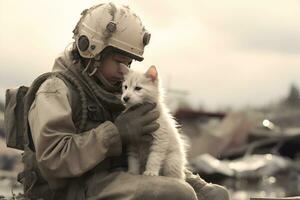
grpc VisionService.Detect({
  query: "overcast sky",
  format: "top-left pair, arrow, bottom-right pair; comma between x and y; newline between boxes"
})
1,0 -> 300,110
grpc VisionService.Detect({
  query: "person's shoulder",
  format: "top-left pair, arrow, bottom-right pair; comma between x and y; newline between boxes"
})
37,76 -> 69,95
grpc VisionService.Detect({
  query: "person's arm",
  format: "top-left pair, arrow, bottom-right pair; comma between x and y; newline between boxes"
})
28,77 -> 121,178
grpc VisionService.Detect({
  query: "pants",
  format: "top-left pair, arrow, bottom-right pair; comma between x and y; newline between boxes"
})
59,168 -> 230,200
83,169 -> 198,200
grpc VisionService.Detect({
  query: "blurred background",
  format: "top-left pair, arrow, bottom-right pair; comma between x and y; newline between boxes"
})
1,0 -> 300,199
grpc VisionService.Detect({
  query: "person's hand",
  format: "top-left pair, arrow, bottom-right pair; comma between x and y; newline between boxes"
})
115,103 -> 160,144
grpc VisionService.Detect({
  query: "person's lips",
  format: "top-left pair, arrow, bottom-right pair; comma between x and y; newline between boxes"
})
114,77 -> 123,81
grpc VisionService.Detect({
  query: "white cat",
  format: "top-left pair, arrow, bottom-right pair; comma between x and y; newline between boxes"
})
121,65 -> 188,180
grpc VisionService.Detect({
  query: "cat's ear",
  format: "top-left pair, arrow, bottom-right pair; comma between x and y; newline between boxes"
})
120,63 -> 130,75
145,65 -> 158,82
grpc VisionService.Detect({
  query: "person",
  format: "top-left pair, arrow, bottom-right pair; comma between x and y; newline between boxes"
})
26,3 -> 231,200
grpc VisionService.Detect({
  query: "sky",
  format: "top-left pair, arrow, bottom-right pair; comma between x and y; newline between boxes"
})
1,0 -> 300,110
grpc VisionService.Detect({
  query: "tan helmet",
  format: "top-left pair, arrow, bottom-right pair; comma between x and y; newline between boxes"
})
73,3 -> 151,61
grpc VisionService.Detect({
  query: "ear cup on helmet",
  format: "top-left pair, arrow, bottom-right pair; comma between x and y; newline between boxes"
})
78,35 -> 90,51
143,32 -> 151,46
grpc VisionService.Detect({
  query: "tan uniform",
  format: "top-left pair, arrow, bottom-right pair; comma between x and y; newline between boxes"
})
27,51 -> 199,200
28,76 -> 122,183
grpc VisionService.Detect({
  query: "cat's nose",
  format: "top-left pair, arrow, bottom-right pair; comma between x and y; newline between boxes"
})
123,96 -> 130,102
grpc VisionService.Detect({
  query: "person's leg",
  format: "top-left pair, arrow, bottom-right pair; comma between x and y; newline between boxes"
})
134,174 -> 197,200
85,170 -> 197,200
196,183 -> 230,200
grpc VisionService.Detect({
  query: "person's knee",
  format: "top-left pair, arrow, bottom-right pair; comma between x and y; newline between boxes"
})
136,176 -> 197,200
197,183 -> 231,200
160,179 -> 197,200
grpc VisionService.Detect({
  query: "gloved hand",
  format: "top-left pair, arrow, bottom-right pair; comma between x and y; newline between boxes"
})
115,103 -> 160,144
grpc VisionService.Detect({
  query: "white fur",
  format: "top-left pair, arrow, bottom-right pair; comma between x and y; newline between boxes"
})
121,66 -> 188,180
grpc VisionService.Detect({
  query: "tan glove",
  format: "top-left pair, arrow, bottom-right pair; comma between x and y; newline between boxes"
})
115,103 -> 160,145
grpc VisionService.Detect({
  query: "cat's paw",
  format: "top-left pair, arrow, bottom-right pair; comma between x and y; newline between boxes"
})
143,170 -> 159,176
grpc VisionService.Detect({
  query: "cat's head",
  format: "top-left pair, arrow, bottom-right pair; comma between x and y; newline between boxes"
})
121,65 -> 160,108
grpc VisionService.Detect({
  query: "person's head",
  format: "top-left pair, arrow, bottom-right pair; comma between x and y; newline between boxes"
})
98,51 -> 132,85
72,3 -> 151,85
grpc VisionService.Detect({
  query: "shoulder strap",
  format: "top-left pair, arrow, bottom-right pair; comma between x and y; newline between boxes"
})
55,71 -> 88,132
23,72 -> 58,151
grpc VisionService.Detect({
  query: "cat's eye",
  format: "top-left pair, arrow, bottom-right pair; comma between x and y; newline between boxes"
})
135,86 -> 142,91
124,85 -> 128,90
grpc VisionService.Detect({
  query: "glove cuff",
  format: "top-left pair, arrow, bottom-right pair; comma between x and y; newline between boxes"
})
101,121 -> 122,157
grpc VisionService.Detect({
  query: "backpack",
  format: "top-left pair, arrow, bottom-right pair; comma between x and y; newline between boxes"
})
5,85 -> 28,150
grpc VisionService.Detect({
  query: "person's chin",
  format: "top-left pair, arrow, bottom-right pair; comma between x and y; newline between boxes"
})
109,79 -> 117,85
111,81 -> 122,90
110,78 -> 122,84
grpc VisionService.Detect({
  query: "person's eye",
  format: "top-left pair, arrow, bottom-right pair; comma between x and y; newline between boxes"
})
117,61 -> 129,67
135,86 -> 142,91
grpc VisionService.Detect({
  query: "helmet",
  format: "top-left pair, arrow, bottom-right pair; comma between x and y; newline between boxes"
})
73,3 -> 151,61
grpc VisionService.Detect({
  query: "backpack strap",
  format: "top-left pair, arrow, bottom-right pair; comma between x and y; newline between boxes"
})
23,72 -> 58,151
56,71 -> 88,132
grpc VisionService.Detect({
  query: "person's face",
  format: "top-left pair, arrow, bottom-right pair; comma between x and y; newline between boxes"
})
97,53 -> 132,85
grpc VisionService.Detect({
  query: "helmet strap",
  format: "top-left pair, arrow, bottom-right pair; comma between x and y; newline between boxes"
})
82,59 -> 91,74
89,67 -> 98,77
82,59 -> 99,77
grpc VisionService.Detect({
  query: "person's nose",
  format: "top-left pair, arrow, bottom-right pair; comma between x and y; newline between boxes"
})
119,63 -> 129,75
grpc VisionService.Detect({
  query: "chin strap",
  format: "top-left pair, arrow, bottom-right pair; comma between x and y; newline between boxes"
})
82,59 -> 98,76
